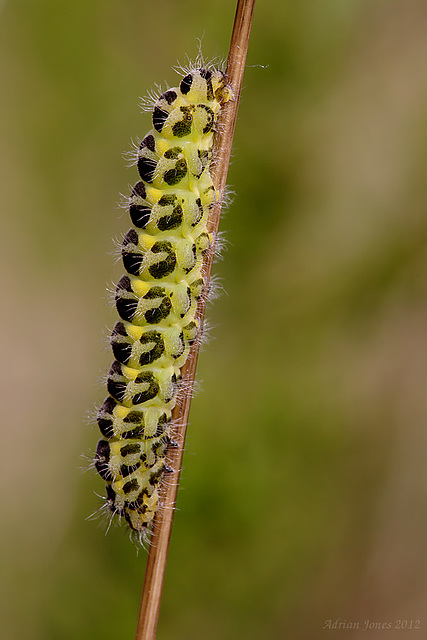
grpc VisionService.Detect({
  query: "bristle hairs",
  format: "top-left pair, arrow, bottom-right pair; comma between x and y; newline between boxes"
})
93,62 -> 232,541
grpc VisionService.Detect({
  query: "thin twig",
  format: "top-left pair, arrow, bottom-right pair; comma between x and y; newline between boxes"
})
134,2 -> 256,638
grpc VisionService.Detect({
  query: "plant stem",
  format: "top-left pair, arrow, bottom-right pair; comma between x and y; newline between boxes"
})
134,2 -> 256,638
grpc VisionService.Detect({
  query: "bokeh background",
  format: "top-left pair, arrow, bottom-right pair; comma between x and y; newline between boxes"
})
1,0 -> 427,638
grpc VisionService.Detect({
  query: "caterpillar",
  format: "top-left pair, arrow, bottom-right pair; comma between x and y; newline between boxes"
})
94,66 -> 232,539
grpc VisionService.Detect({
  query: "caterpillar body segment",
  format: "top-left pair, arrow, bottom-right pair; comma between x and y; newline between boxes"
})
95,68 -> 231,537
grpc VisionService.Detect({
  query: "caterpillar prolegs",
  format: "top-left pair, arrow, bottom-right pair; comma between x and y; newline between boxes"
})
94,67 -> 232,537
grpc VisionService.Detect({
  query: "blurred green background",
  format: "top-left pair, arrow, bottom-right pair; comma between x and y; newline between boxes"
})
1,0 -> 427,638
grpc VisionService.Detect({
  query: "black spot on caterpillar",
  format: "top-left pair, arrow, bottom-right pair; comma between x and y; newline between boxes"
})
94,66 -> 232,540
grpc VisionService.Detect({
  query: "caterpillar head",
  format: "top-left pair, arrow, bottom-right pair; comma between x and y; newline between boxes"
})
152,68 -> 231,140
179,68 -> 230,104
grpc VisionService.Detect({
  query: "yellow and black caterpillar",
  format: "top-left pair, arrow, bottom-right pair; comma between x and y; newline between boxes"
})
94,67 -> 231,537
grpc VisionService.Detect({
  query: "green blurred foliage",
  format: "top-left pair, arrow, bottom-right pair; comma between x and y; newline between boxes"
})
1,0 -> 427,638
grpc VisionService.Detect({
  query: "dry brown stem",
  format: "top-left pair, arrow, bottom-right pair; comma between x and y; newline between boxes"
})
134,2 -> 256,638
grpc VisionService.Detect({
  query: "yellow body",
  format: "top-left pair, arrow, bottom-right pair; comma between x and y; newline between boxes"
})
94,68 -> 231,537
